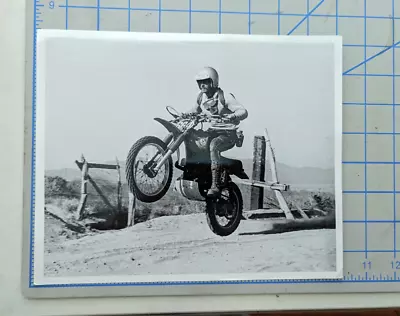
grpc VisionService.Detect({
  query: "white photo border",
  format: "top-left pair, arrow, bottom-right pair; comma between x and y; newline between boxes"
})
30,29 -> 343,288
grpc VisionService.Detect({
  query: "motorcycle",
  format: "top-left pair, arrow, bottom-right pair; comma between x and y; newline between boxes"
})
125,106 -> 249,236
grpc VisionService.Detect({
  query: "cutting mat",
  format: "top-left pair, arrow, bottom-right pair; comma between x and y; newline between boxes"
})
22,0 -> 400,297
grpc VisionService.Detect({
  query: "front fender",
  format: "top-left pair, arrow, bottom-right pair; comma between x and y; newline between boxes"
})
154,118 -> 181,139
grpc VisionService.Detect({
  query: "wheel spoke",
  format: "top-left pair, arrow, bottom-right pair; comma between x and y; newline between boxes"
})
132,143 -> 169,196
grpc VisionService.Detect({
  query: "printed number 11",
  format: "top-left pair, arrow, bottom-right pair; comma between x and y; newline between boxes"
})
363,261 -> 371,269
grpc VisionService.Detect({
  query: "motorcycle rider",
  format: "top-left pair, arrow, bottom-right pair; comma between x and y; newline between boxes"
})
185,66 -> 248,197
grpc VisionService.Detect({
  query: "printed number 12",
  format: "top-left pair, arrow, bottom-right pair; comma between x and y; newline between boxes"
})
392,261 -> 400,269
363,261 -> 371,269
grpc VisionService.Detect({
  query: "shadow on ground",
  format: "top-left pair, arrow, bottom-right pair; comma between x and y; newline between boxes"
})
45,209 -> 86,234
239,214 -> 336,236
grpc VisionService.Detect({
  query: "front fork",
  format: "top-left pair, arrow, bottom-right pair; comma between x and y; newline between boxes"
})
152,132 -> 186,172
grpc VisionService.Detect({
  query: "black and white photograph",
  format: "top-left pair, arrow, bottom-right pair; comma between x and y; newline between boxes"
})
33,30 -> 343,286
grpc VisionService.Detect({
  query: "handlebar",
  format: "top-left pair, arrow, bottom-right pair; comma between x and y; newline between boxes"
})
180,112 -> 231,123
166,106 -> 233,126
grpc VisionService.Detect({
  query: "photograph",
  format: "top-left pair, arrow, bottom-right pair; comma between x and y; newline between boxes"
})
32,29 -> 343,286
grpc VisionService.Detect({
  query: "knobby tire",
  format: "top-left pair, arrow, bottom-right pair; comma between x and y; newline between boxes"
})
125,136 -> 173,203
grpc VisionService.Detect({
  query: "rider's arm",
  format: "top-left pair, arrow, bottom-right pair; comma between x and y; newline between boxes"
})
225,93 -> 248,120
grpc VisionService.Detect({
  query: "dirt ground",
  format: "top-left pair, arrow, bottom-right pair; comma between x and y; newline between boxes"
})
43,205 -> 337,277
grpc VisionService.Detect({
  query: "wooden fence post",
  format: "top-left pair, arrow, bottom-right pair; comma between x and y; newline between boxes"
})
116,157 -> 122,213
75,155 -> 120,220
76,155 -> 88,220
264,129 -> 295,220
250,136 -> 266,210
127,192 -> 136,227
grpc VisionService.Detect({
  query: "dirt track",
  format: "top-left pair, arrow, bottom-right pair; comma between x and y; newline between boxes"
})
44,211 -> 337,277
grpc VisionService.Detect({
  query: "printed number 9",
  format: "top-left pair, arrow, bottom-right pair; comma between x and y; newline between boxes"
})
49,1 -> 55,9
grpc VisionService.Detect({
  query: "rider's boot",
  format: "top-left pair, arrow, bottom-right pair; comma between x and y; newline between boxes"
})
207,163 -> 221,197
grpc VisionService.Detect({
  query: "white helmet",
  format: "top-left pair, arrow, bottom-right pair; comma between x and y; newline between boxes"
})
195,66 -> 219,87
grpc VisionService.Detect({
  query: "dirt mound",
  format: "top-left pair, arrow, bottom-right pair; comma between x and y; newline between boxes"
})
43,213 -> 337,277
44,206 -> 87,245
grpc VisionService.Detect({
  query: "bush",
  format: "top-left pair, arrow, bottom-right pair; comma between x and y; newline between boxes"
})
54,197 -> 80,213
45,176 -> 77,199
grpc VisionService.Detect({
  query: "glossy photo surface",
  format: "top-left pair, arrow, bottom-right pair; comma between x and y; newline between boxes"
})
32,30 -> 343,287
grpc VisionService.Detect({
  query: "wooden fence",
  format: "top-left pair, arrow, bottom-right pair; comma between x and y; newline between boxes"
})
75,154 -> 122,220
233,128 -> 311,220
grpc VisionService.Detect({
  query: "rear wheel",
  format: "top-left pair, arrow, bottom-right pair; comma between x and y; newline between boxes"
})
205,182 -> 243,236
125,136 -> 173,203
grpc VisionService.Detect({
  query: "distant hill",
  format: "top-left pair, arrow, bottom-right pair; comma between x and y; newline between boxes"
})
45,157 -> 335,192
240,159 -> 335,192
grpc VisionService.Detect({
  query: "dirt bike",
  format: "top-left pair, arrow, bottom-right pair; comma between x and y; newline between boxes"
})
125,106 -> 249,237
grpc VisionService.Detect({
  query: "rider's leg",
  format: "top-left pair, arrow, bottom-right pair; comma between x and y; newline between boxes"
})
208,133 -> 236,197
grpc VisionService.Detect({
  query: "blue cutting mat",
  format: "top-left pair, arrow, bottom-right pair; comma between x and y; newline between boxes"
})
24,0 -> 400,296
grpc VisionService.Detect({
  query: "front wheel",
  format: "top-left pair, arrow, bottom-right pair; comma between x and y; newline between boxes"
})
125,136 -> 173,203
205,182 -> 243,237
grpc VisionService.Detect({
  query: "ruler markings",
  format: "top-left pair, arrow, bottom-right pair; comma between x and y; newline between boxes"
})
277,0 -> 280,35
344,132 -> 400,135
53,4 -> 400,20
344,220 -> 400,224
158,0 -> 161,32
248,0 -> 251,35
344,191 -> 398,194
392,0 -> 397,259
344,102 -> 400,106
363,0 -> 368,259
188,0 -> 192,33
343,162 -> 400,165
336,0 -> 338,35
96,0 -> 100,31
346,74 -> 400,77
345,250 -> 399,252
307,0 -> 309,35
31,0 -> 39,289
65,0 -> 68,29
127,0 -> 130,32
346,44 -> 400,48
218,0 -> 221,34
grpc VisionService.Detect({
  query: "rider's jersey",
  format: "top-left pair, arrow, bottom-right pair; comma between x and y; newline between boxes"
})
189,88 -> 248,131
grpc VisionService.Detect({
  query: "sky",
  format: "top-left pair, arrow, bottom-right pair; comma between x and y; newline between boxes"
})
40,33 -> 339,171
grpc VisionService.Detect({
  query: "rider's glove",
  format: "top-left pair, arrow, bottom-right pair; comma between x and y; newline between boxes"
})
224,113 -> 236,122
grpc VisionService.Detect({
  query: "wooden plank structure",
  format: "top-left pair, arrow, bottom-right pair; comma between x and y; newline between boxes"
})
250,135 -> 266,210
75,154 -> 122,220
127,192 -> 136,227
126,160 -> 140,227
233,128 -> 311,220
